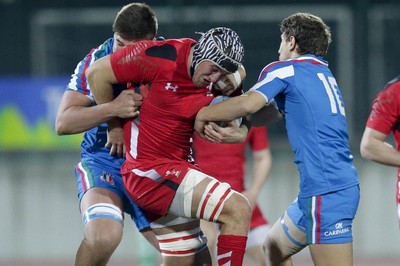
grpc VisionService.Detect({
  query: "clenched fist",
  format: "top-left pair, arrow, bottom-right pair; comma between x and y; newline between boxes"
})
111,90 -> 143,119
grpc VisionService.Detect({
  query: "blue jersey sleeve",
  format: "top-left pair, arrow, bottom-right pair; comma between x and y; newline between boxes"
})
66,38 -> 114,99
250,61 -> 293,104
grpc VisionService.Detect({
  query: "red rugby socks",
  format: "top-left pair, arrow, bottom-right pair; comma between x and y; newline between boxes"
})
216,234 -> 247,266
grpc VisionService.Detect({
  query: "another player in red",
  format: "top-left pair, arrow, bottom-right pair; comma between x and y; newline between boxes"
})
360,75 -> 400,226
87,27 -> 251,266
193,125 -> 272,266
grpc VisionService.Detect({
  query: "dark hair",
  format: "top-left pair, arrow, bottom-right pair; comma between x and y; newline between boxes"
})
280,12 -> 331,57
112,3 -> 158,41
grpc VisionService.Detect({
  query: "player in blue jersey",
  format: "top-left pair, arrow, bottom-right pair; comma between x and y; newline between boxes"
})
55,3 -> 159,265
195,12 -> 360,266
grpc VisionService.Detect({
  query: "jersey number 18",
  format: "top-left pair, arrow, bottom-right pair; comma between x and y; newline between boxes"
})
318,73 -> 345,116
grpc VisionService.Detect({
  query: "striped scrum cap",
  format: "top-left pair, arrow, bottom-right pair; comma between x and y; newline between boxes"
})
191,27 -> 244,74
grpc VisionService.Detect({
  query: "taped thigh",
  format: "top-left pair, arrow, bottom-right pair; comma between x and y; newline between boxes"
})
195,179 -> 233,222
169,169 -> 233,222
150,213 -> 196,229
280,210 -> 307,250
168,169 -> 206,217
156,226 -> 208,257
265,210 -> 306,258
82,203 -> 123,227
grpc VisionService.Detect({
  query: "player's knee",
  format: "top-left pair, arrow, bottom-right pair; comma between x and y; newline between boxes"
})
222,191 -> 251,224
82,203 -> 124,250
85,229 -> 122,253
235,193 -> 252,220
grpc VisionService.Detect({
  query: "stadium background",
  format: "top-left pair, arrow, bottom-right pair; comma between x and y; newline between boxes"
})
0,0 -> 399,265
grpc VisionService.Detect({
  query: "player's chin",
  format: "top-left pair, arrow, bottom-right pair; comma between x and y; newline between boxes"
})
193,78 -> 206,88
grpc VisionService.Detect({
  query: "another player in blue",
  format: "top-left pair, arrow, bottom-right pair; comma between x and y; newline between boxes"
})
195,12 -> 360,266
55,3 -> 159,265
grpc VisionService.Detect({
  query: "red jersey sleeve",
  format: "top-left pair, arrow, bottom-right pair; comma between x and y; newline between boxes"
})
110,40 -> 159,84
366,82 -> 400,135
248,126 -> 269,151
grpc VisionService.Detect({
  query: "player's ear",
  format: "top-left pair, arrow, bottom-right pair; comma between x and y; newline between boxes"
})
289,36 -> 296,52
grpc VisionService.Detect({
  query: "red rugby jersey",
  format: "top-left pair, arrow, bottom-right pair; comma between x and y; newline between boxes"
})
110,38 -> 214,164
366,76 -> 400,175
192,126 -> 269,190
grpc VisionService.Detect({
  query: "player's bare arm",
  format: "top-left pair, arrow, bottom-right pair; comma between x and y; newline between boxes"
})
56,90 -> 95,135
360,127 -> 400,167
86,55 -> 137,158
194,91 -> 265,138
86,55 -> 118,104
56,90 -> 142,135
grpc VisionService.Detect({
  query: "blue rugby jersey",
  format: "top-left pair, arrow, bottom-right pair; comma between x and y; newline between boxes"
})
250,54 -> 359,197
66,38 -> 125,168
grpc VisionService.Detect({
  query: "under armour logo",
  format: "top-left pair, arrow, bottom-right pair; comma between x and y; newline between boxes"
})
165,83 -> 178,92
